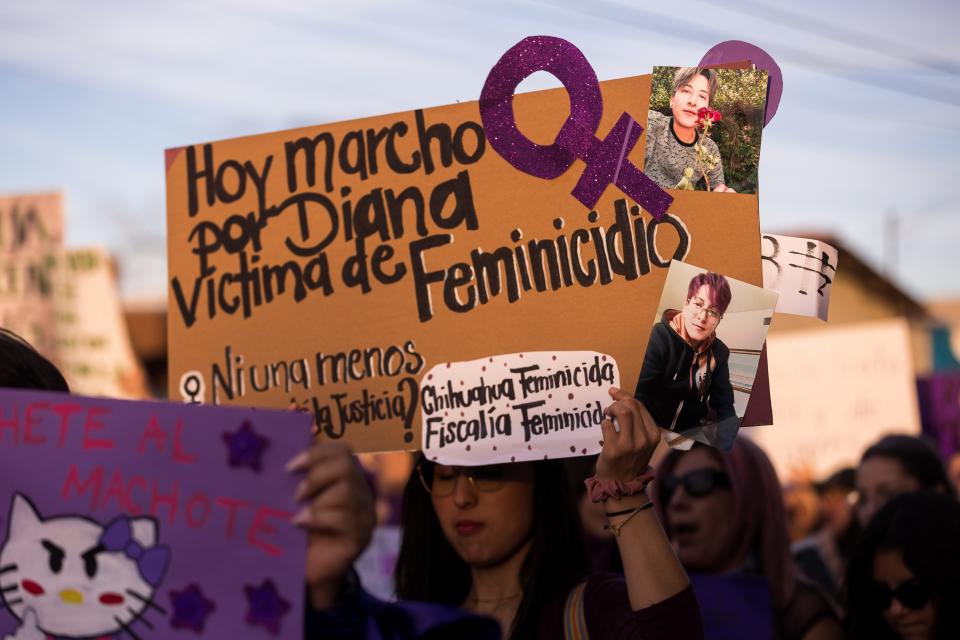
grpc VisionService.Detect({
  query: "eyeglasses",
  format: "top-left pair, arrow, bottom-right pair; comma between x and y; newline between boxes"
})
871,580 -> 932,611
662,469 -> 731,502
416,463 -> 515,497
687,298 -> 722,322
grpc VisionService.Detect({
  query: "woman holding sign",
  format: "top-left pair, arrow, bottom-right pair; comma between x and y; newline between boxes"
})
391,387 -> 702,639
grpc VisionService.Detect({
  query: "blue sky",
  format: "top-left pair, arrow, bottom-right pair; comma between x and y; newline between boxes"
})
1,0 -> 958,301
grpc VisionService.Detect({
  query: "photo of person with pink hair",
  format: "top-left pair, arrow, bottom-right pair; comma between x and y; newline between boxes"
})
635,270 -> 736,441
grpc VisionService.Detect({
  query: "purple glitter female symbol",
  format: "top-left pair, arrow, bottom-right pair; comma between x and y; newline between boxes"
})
479,35 -> 672,220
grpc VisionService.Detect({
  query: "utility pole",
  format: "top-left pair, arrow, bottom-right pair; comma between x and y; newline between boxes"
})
884,208 -> 898,278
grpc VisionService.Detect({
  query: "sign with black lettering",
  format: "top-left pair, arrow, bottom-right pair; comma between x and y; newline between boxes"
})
166,52 -> 763,452
421,351 -> 619,464
761,234 -> 838,321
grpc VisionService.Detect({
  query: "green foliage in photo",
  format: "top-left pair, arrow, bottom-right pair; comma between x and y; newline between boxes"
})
648,67 -> 767,194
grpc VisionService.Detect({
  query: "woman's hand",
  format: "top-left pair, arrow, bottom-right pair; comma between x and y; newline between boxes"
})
287,442 -> 375,609
595,387 -> 661,481
596,389 -> 694,612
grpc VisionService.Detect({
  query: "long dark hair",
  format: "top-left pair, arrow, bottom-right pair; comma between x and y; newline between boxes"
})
846,491 -> 960,639
395,457 -> 588,639
861,435 -> 955,498
0,328 -> 69,391
654,440 -> 798,607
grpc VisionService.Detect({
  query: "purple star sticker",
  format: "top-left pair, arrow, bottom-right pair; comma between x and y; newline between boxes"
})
169,583 -> 216,633
244,579 -> 291,635
222,420 -> 269,472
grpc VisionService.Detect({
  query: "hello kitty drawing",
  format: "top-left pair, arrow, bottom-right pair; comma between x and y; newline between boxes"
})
0,493 -> 170,640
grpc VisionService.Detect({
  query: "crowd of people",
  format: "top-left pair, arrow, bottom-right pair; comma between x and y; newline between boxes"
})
3,327 -> 960,639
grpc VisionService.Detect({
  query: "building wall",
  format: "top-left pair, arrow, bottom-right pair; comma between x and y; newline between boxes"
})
767,263 -> 932,374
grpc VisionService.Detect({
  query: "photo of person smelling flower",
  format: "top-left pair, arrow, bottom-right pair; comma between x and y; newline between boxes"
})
644,67 -> 732,192
645,66 -> 768,194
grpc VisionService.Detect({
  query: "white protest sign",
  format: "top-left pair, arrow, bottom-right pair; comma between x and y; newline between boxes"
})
761,234 -> 838,321
55,248 -> 147,398
421,351 -> 619,465
748,318 -> 920,480
0,192 -> 63,359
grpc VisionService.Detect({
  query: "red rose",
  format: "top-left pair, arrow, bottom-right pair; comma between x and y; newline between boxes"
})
696,108 -> 722,131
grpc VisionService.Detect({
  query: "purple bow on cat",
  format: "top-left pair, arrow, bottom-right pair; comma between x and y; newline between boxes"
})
99,517 -> 171,587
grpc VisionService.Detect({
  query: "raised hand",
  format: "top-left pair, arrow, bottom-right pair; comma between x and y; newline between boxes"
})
287,442 -> 376,609
595,387 -> 661,482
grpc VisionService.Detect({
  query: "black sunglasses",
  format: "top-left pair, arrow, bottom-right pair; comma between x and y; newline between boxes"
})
661,469 -> 731,502
871,580 -> 932,611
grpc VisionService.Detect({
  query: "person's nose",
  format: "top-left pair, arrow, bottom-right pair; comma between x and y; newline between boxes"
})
667,485 -> 692,513
452,473 -> 478,508
887,597 -> 908,617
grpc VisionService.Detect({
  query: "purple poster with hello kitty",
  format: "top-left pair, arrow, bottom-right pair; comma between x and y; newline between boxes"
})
0,388 -> 312,639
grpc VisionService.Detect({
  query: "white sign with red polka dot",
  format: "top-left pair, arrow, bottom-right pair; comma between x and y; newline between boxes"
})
420,351 -> 619,465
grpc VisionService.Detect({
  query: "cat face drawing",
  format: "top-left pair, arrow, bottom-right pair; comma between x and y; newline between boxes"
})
0,493 -> 170,639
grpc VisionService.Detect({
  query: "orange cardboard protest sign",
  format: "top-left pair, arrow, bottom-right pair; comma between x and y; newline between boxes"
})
166,73 -> 762,453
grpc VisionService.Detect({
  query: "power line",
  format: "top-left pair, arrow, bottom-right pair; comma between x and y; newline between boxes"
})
723,0 -> 960,77
537,0 -> 960,107
897,191 -> 960,236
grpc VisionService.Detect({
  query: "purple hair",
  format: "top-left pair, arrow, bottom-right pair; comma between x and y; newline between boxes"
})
686,272 -> 732,316
654,439 -> 799,607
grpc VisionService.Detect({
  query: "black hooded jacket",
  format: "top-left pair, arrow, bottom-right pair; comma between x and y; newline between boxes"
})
633,311 -> 736,432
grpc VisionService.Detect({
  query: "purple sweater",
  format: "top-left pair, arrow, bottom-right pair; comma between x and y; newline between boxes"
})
537,575 -> 704,640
